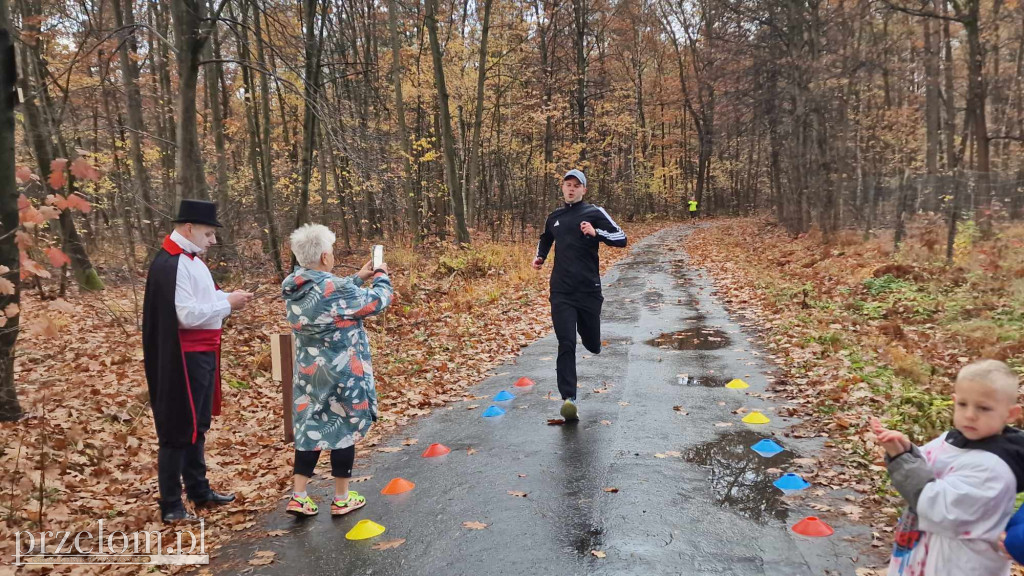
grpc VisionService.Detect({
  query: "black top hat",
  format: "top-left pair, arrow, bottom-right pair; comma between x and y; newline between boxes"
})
172,199 -> 222,227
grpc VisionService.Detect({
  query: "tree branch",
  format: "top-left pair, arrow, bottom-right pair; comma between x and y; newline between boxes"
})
877,0 -> 965,22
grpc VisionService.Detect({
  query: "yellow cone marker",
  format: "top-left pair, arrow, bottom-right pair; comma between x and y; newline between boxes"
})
346,519 -> 386,540
725,379 -> 749,390
742,411 -> 770,424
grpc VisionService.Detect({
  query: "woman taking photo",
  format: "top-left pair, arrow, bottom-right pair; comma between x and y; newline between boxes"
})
281,224 -> 393,516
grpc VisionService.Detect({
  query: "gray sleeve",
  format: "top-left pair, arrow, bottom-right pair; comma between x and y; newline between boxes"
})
885,445 -> 936,509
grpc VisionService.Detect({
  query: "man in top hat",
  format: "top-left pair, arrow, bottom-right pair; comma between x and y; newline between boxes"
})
143,199 -> 253,522
532,169 -> 627,422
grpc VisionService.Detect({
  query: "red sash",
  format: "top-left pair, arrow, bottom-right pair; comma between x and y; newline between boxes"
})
178,328 -> 223,442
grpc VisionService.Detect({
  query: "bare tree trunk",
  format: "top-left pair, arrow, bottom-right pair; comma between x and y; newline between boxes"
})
15,0 -> 102,290
237,0 -> 283,276
112,0 -> 156,245
252,2 -> 284,272
385,0 -> 420,243
941,0 -> 961,260
330,146 -> 354,251
151,0 -> 176,218
424,0 -> 470,244
463,0 -> 492,227
294,0 -> 328,229
924,15 -> 940,199
205,0 -> 232,237
571,0 -> 587,159
963,0 -> 993,235
169,0 -> 211,204
0,4 -> 22,421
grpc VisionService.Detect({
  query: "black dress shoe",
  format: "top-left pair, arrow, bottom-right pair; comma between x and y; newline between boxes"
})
162,508 -> 198,523
189,490 -> 235,507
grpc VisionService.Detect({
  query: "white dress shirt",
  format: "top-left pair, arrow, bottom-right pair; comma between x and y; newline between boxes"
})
170,230 -> 231,329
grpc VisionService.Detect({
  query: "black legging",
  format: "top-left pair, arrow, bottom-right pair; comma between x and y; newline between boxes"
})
293,445 -> 355,479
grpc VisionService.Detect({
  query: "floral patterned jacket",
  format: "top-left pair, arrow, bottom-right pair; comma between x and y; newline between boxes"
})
281,267 -> 393,451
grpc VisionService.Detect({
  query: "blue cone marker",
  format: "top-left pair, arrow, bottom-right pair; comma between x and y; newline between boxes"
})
482,405 -> 506,417
751,439 -> 784,458
773,473 -> 811,492
493,390 -> 516,402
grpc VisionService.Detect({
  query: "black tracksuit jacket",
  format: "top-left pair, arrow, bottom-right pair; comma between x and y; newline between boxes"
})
536,201 -> 627,294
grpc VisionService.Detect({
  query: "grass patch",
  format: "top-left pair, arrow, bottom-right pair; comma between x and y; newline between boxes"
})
884,383 -> 953,442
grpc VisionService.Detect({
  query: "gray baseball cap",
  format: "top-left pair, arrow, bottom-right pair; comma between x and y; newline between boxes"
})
563,169 -> 587,188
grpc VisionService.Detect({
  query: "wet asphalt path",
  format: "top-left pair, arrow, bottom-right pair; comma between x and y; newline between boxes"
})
213,225 -> 870,575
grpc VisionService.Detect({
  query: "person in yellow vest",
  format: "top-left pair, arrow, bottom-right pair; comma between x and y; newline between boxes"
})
688,198 -> 698,219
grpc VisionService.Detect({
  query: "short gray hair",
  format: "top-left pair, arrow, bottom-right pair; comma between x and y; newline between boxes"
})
289,224 -> 336,268
957,359 -> 1020,403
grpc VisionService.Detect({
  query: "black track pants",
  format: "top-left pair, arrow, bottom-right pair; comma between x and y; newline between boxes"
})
550,291 -> 603,401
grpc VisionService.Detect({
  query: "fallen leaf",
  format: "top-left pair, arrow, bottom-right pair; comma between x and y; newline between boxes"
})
547,418 -> 566,425
603,487 -> 619,493
672,406 -> 688,414
841,504 -> 863,520
665,450 -> 681,457
507,491 -> 528,498
654,453 -> 667,459
378,446 -> 403,453
401,438 -> 419,446
266,530 -> 289,537
248,550 -> 276,566
466,447 -> 477,455
462,521 -> 488,530
591,550 -> 606,558
618,401 -> 630,407
467,404 -> 480,410
715,422 -> 733,427
600,420 -> 612,425
372,538 -> 406,550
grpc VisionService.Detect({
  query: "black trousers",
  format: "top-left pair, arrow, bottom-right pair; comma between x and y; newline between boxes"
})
550,291 -> 603,401
158,351 -> 215,511
293,445 -> 356,479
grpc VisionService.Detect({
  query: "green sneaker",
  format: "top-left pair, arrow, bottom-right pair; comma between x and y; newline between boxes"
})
286,494 -> 318,517
560,398 -> 579,421
332,491 -> 366,516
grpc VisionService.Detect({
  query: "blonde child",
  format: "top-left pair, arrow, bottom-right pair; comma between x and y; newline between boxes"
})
870,359 -> 1024,576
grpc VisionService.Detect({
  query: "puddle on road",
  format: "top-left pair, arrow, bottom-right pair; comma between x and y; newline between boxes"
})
668,260 -> 693,283
569,525 -> 604,556
646,328 -> 730,350
642,290 -> 664,309
676,374 -> 730,387
682,430 -> 795,524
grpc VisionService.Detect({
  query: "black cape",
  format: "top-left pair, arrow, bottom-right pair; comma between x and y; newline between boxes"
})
946,426 -> 1024,492
142,239 -> 197,448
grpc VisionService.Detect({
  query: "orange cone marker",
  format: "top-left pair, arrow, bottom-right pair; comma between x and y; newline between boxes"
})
381,477 -> 416,495
514,377 -> 535,388
791,516 -> 834,537
421,443 -> 451,458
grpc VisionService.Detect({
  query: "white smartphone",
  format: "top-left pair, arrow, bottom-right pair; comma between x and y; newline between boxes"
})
371,245 -> 384,269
